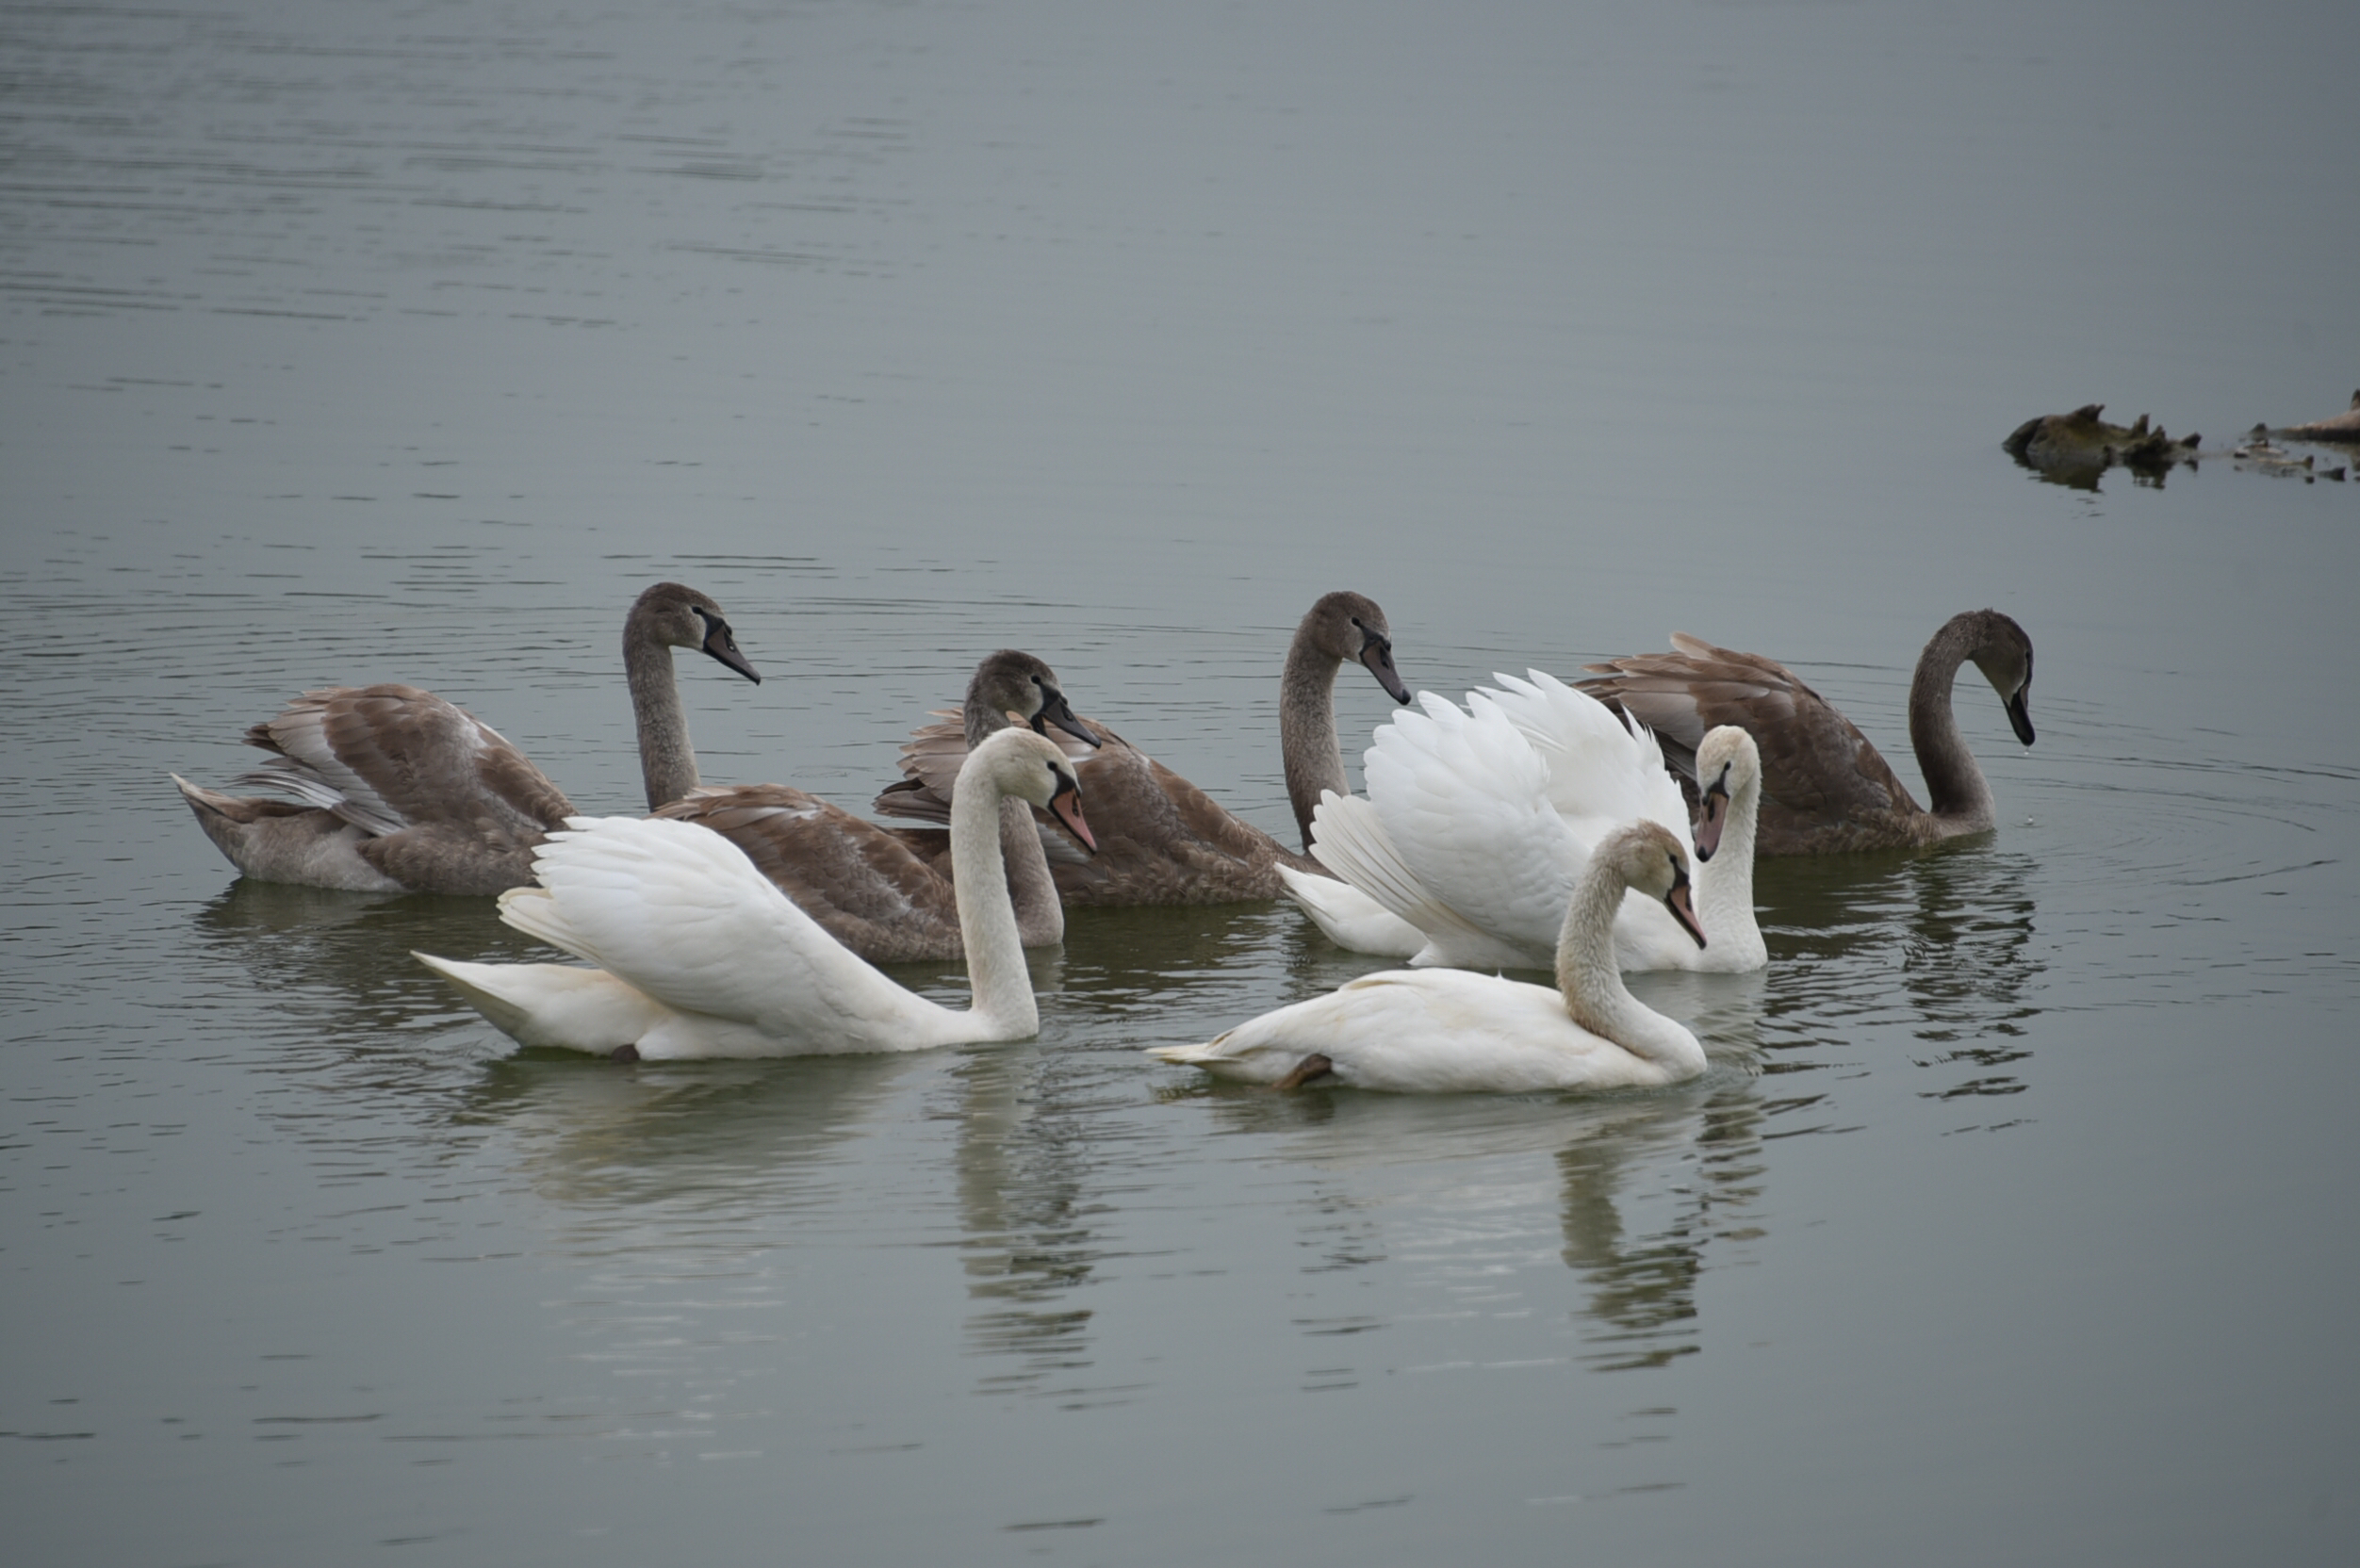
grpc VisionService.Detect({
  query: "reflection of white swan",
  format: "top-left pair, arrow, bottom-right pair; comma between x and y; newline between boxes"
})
1575,609 -> 2035,855
871,591 -> 1411,905
417,728 -> 1094,1060
172,582 -> 761,894
1282,672 -> 1765,972
1153,822 -> 1709,1093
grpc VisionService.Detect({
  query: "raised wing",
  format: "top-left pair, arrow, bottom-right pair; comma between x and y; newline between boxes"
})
1361,692 -> 1582,961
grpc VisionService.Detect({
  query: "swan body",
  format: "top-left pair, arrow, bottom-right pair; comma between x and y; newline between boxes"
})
172,582 -> 760,894
1280,673 -> 1765,972
418,727 -> 1095,1060
870,591 -> 1411,906
653,651 -> 1094,963
1575,610 -> 2035,856
1153,822 -> 1710,1093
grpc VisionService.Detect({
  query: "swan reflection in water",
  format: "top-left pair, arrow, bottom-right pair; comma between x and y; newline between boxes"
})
1755,842 -> 2043,1118
1172,968 -> 1767,1380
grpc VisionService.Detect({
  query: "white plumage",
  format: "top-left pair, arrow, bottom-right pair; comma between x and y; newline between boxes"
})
1156,821 -> 1713,1094
1279,670 -> 1765,973
417,727 -> 1093,1060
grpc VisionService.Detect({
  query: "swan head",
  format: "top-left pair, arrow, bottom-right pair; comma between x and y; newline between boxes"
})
1306,590 -> 1411,705
1690,726 -> 1760,862
970,727 -> 1097,853
1959,609 -> 2035,747
629,582 -> 762,685
968,650 -> 1099,749
1603,821 -> 1707,950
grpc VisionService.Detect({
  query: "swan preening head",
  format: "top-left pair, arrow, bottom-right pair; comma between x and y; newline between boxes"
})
1606,821 -> 1707,953
1958,609 -> 2036,747
966,650 -> 1099,749
627,581 -> 762,686
1691,726 -> 1762,863
1309,590 -> 1412,706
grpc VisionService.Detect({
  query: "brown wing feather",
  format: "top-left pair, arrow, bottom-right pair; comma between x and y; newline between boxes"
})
248,684 -> 575,837
1578,634 -> 1923,834
229,684 -> 574,894
870,706 -> 1316,906
657,784 -> 975,963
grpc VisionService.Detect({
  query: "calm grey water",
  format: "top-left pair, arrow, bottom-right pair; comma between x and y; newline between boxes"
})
5,1 -> 2356,1562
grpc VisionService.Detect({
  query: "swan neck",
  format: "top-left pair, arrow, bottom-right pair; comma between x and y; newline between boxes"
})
1556,861 -> 1642,1035
1696,776 -> 1760,937
1279,624 -> 1347,851
626,631 -> 697,811
1001,794 -> 1063,945
950,768 -> 1038,1035
1907,620 -> 1994,829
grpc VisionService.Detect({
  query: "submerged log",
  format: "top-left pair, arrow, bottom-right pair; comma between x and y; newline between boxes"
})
2282,390 -> 2360,441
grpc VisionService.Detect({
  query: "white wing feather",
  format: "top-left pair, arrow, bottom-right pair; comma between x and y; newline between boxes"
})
502,815 -> 955,1050
1361,693 -> 1580,966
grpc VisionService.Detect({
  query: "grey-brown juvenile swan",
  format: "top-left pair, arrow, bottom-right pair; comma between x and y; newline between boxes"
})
869,591 -> 1411,906
653,651 -> 1098,963
1574,609 -> 2035,856
172,581 -> 761,894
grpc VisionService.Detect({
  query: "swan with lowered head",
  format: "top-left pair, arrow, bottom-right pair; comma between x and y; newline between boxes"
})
870,591 -> 1411,906
172,582 -> 760,895
1574,610 -> 2034,856
417,727 -> 1096,1060
1282,673 -> 1765,972
1151,821 -> 1710,1093
652,650 -> 1097,963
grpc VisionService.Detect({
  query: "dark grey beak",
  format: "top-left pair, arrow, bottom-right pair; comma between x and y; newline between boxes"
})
1360,634 -> 1410,705
1034,685 -> 1100,748
698,614 -> 761,684
2006,687 -> 2035,746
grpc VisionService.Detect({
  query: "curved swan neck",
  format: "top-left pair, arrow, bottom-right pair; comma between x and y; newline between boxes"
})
626,629 -> 697,811
1001,795 -> 1063,945
1556,859 -> 1642,1029
1697,774 -> 1760,934
959,679 -> 1061,944
1906,618 -> 1995,830
1280,623 -> 1348,851
1557,858 -> 1703,1073
950,765 -> 1039,1035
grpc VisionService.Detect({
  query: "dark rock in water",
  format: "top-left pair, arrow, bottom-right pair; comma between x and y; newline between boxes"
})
2003,403 -> 2201,488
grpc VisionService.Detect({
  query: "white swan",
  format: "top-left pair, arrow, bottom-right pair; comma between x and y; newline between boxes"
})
172,582 -> 761,895
1280,671 -> 1765,973
416,728 -> 1095,1060
1152,822 -> 1710,1093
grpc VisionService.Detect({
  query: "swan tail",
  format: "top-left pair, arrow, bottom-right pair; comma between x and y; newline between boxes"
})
414,951 -> 672,1053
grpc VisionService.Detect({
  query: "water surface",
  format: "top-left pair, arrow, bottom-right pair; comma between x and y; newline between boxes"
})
5,2 -> 2356,1563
